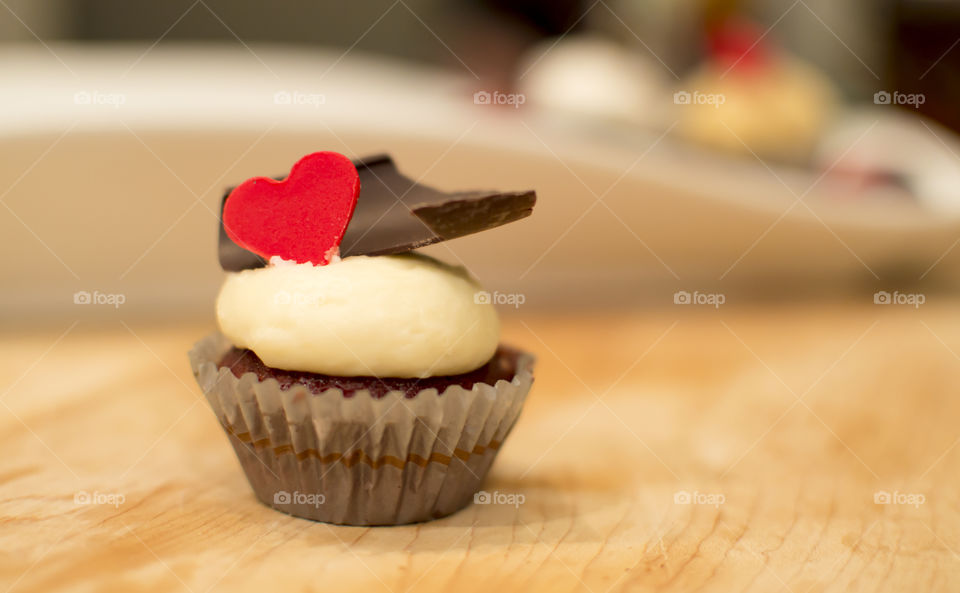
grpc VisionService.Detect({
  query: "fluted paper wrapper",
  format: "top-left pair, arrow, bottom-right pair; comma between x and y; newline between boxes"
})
189,332 -> 534,525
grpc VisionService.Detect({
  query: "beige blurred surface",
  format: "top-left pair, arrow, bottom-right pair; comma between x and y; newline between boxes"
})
3,304 -> 960,591
4,44 -> 960,326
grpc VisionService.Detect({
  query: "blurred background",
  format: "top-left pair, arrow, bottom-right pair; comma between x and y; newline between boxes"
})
4,0 -> 960,324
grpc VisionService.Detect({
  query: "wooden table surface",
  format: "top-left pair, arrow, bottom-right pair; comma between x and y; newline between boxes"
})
3,303 -> 960,592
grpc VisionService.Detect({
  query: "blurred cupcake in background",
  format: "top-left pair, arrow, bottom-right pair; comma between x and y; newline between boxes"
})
674,19 -> 839,164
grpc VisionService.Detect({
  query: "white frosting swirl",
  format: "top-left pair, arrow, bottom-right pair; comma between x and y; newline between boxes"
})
216,254 -> 500,378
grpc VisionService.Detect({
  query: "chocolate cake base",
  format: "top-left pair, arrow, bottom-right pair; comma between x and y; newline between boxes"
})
218,346 -> 520,398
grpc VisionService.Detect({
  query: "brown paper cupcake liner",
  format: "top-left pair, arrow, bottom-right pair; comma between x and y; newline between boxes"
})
188,332 -> 534,525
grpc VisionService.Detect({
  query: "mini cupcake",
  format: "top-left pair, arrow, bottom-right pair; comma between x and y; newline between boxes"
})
189,151 -> 536,525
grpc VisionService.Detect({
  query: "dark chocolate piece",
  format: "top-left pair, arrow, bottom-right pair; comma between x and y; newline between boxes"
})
218,154 -> 536,271
219,197 -> 267,272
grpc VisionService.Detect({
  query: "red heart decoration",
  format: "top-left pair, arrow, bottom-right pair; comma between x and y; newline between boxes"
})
223,152 -> 360,265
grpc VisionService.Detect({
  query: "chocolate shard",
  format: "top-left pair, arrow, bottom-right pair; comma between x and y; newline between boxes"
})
219,194 -> 267,272
411,191 -> 536,243
218,154 -> 536,271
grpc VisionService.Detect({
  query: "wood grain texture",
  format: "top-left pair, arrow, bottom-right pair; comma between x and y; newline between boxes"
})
2,303 -> 960,592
